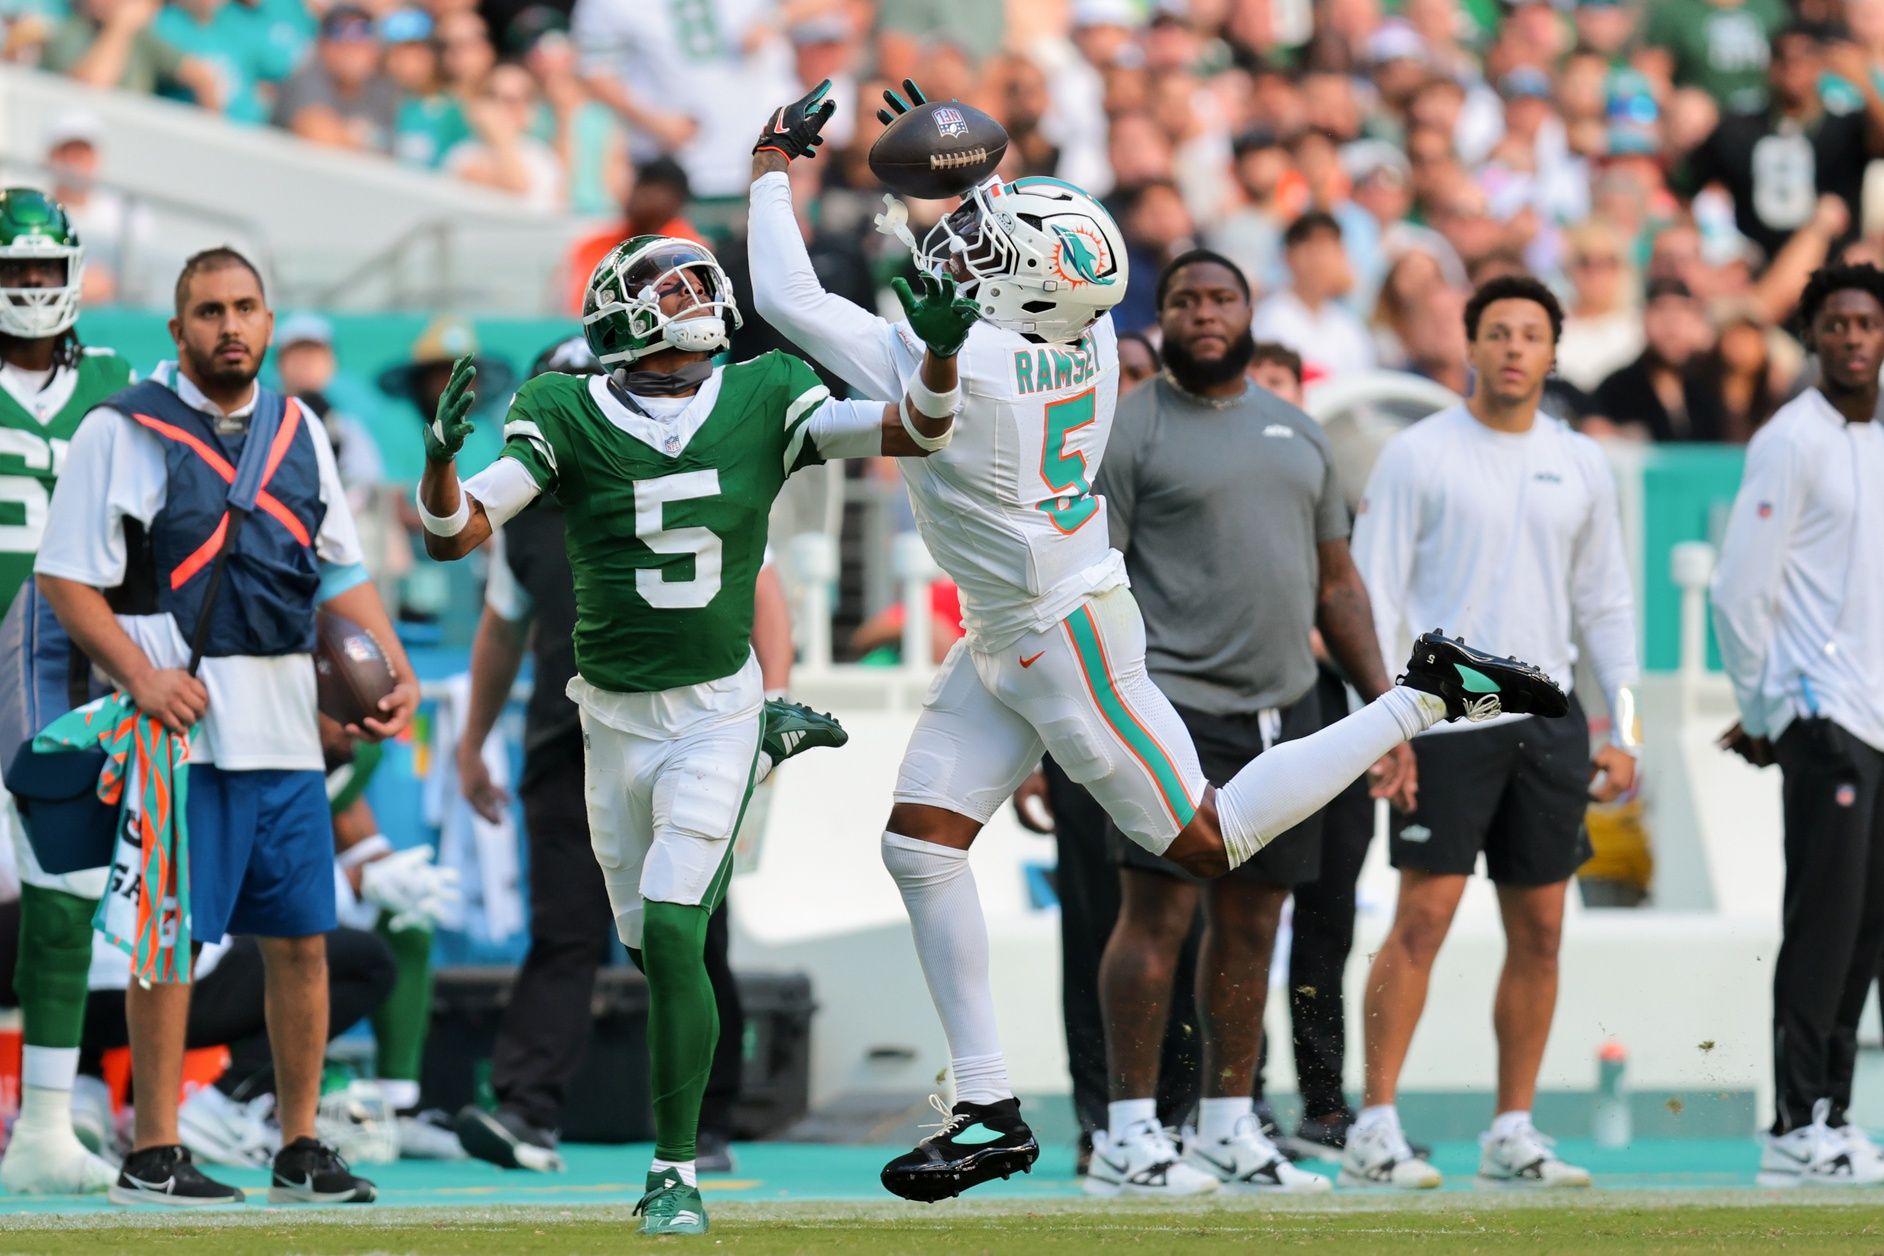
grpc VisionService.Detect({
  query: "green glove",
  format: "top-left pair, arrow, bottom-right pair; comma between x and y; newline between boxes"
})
892,273 -> 979,359
423,354 -> 476,464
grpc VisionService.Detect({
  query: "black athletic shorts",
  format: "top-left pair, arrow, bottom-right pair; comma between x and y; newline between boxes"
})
1388,694 -> 1592,885
1110,690 -> 1325,887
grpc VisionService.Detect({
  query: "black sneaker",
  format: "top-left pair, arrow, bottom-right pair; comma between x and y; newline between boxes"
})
108,1144 -> 243,1207
454,1105 -> 565,1173
1075,1128 -> 1095,1177
696,1128 -> 737,1175
1399,631 -> 1568,722
269,1136 -> 376,1203
1286,1109 -> 1435,1162
881,1096 -> 1039,1202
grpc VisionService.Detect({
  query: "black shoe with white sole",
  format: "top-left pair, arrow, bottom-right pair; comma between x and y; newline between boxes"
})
108,1144 -> 244,1207
1399,631 -> 1568,722
454,1105 -> 566,1172
881,1096 -> 1039,1202
269,1136 -> 377,1203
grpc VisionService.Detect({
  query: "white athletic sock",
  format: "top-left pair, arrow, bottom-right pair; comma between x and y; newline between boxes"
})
1216,691 -> 1438,867
20,1045 -> 79,1093
1490,1109 -> 1533,1139
880,832 -> 1013,1106
1108,1098 -> 1157,1141
1198,1096 -> 1252,1144
753,752 -> 776,785
650,1157 -> 697,1187
13,1084 -> 77,1136
1354,1104 -> 1400,1135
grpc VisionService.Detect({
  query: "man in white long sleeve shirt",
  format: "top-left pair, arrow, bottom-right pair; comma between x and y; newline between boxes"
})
748,81 -> 1573,1203
1711,263 -> 1884,1188
1348,276 -> 1641,1191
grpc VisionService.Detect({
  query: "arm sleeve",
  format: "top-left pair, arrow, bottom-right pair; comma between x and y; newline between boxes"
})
33,408 -> 159,587
1568,444 -> 1642,724
1349,435 -> 1421,669
1709,427 -> 1803,736
748,171 -> 913,402
463,457 -> 545,530
803,397 -> 892,463
482,526 -> 533,623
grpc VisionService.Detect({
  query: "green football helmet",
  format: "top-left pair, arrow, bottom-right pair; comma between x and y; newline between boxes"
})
581,235 -> 742,368
0,188 -> 83,340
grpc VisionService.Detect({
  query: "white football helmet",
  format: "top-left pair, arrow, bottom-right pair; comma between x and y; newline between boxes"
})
581,235 -> 743,367
911,176 -> 1128,343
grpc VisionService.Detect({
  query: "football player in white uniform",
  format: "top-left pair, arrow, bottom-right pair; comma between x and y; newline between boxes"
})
748,81 -> 1570,1201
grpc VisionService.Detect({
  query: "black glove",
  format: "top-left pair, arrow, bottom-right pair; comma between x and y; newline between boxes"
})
876,78 -> 928,127
755,78 -> 837,160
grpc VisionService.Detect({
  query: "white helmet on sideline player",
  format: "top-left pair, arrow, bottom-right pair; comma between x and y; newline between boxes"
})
913,176 -> 1127,343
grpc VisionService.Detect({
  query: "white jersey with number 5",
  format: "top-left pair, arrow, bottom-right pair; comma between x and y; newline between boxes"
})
748,171 -> 1126,651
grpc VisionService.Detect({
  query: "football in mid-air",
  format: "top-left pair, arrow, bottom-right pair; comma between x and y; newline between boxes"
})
869,100 -> 1008,200
314,609 -> 397,728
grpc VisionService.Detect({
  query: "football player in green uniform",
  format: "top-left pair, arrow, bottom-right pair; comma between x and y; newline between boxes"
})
0,188 -> 136,1195
417,228 -> 976,1234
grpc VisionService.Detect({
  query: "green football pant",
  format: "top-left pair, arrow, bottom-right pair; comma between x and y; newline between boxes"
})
16,885 -> 94,1049
371,916 -> 435,1083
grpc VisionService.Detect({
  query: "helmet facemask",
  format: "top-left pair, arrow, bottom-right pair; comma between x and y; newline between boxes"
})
0,245 -> 82,341
582,238 -> 743,368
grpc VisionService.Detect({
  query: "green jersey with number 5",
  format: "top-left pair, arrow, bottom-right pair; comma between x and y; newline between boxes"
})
498,351 -> 827,694
0,347 -> 134,616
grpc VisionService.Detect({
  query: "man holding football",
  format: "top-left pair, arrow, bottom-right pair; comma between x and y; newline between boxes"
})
413,181 -> 981,1230
749,79 -> 1572,1202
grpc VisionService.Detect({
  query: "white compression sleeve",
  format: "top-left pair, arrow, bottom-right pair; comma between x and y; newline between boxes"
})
1214,688 -> 1441,867
804,398 -> 892,460
460,457 -> 543,530
880,832 -> 1012,1105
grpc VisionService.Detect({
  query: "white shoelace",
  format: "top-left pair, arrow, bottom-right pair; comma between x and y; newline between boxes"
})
916,1094 -> 969,1145
1463,695 -> 1502,722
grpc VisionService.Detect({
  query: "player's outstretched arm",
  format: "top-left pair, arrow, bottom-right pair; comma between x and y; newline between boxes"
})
879,273 -> 976,457
418,355 -> 494,560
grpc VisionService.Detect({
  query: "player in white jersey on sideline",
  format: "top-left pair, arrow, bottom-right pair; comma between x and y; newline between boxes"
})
749,80 -> 1572,1202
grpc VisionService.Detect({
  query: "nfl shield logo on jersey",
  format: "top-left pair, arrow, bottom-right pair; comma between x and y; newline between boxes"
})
664,434 -> 681,454
933,106 -> 969,139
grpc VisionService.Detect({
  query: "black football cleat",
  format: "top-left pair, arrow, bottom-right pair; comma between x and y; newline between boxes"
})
881,1096 -> 1039,1202
1399,631 -> 1568,722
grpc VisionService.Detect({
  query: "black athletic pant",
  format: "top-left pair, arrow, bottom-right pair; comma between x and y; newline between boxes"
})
1254,669 -> 1370,1117
1771,718 -> 1884,1133
1045,756 -> 1200,1135
490,753 -> 744,1136
81,928 -> 397,1096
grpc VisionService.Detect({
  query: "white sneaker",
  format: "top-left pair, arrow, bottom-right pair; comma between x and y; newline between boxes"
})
1759,1099 -> 1884,1187
1339,1119 -> 1442,1189
1182,1116 -> 1331,1194
1839,1121 -> 1884,1171
177,1085 -> 278,1167
1084,1122 -> 1220,1197
396,1109 -> 467,1160
0,1124 -> 117,1194
71,1075 -> 121,1164
1478,1121 -> 1592,1188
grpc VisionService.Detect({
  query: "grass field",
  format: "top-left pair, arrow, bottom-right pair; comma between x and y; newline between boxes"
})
5,1195 -> 1884,1255
4,1141 -> 1882,1254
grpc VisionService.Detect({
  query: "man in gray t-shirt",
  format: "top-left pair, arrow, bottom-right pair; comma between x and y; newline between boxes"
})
1082,250 -> 1413,1196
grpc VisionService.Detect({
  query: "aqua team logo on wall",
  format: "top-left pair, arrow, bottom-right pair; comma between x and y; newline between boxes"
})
1049,221 -> 1116,287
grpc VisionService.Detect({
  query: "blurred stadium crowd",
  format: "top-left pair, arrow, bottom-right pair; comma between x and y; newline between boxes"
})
9,0 -> 1884,461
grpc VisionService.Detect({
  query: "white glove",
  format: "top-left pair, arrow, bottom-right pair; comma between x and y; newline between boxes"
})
359,844 -> 462,932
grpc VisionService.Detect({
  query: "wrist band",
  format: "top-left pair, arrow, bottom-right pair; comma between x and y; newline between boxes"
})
900,396 -> 955,451
338,834 -> 392,870
417,488 -> 472,537
1611,686 -> 1641,750
906,373 -> 962,420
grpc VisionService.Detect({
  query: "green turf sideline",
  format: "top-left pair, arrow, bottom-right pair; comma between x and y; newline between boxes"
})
3,1197 -> 1882,1255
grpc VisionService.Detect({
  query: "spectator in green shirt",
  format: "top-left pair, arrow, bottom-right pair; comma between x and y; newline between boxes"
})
42,0 -> 222,106
1643,0 -> 1788,114
152,0 -> 290,125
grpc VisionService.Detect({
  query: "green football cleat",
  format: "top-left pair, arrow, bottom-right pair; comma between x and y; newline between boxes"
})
1398,631 -> 1568,722
762,699 -> 848,765
634,1169 -> 708,1236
